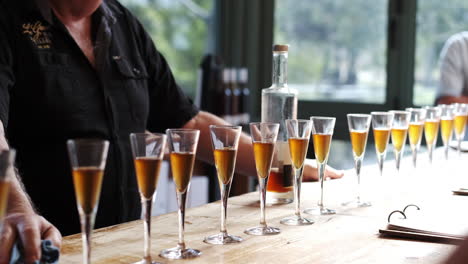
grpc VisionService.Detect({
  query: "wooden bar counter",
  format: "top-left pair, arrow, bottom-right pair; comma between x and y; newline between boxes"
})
61,149 -> 467,263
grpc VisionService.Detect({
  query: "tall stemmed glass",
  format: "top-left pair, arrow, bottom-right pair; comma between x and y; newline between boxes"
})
439,105 -> 455,160
160,129 -> 201,259
424,106 -> 441,163
129,133 -> 167,264
371,112 -> 394,176
405,108 -> 426,167
280,119 -> 314,226
204,125 -> 243,244
390,111 -> 410,172
0,149 -> 15,233
67,139 -> 109,264
245,122 -> 280,235
452,103 -> 468,156
343,114 -> 371,207
304,117 -> 336,215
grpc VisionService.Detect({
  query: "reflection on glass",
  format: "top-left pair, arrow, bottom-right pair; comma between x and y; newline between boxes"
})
280,119 -> 314,226
160,129 -> 201,259
405,108 -> 426,167
245,122 -> 280,236
304,117 -> 336,215
371,112 -> 394,176
343,114 -> 371,207
67,139 -> 109,264
423,106 -> 441,163
389,111 -> 410,171
204,125 -> 243,244
0,149 -> 15,233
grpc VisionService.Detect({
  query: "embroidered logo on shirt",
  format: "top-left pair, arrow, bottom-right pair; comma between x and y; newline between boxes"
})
22,21 -> 52,49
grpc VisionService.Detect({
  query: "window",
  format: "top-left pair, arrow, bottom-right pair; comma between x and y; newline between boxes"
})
413,1 -> 468,106
119,0 -> 213,98
275,0 -> 388,103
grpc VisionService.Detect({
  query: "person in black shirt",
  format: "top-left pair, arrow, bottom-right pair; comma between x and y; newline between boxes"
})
0,0 -> 344,263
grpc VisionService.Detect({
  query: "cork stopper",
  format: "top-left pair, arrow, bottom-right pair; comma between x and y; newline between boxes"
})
273,44 -> 289,52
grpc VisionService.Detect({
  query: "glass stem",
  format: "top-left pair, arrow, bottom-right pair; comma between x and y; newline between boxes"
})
377,152 -> 385,176
220,182 -> 231,235
259,177 -> 267,226
80,213 -> 95,264
428,145 -> 433,164
318,162 -> 325,209
411,147 -> 417,168
141,198 -> 153,262
395,151 -> 402,172
177,191 -> 187,249
444,143 -> 449,160
355,158 -> 362,203
458,138 -> 462,156
293,167 -> 304,216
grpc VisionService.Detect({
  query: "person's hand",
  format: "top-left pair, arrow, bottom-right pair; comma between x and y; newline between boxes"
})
0,213 -> 62,264
302,159 -> 345,181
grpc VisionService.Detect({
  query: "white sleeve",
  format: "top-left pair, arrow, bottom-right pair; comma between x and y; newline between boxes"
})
438,38 -> 464,98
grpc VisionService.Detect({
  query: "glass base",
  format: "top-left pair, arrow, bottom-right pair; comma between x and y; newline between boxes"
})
203,232 -> 243,245
280,215 -> 314,226
266,191 -> 293,205
341,200 -> 372,208
303,207 -> 336,215
159,246 -> 201,260
244,225 -> 281,236
131,259 -> 162,264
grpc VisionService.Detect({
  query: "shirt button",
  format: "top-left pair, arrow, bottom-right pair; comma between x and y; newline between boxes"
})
133,68 -> 141,75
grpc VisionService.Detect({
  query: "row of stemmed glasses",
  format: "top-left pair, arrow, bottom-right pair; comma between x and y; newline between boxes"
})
67,130 -> 201,264
66,104 -> 468,263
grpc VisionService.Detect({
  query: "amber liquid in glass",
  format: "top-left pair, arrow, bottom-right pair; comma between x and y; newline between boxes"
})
440,118 -> 454,144
134,157 -> 163,200
391,128 -> 407,152
170,152 -> 195,193
288,138 -> 309,169
253,142 -> 275,179
267,168 -> 294,192
312,133 -> 332,163
213,147 -> 237,185
424,120 -> 440,145
0,181 -> 10,221
73,167 -> 104,215
266,141 -> 294,193
350,130 -> 368,157
373,128 -> 391,154
408,123 -> 424,146
454,115 -> 468,137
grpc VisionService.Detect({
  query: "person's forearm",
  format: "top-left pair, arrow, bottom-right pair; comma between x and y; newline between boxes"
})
182,111 -> 256,177
436,95 -> 468,105
7,171 -> 35,214
0,120 -> 35,215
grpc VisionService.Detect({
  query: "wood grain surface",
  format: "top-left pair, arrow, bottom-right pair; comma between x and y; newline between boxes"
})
61,149 -> 467,263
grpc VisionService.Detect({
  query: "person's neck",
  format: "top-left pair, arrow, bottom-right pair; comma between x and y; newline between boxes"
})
48,0 -> 102,23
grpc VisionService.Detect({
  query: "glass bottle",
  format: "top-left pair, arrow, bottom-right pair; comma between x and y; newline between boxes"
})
261,44 -> 298,204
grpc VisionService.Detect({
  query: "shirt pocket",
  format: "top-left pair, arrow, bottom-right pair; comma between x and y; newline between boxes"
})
36,52 -> 86,121
114,57 -> 149,124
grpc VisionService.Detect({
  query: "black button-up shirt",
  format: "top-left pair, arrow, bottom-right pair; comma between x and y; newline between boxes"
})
0,0 -> 199,235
